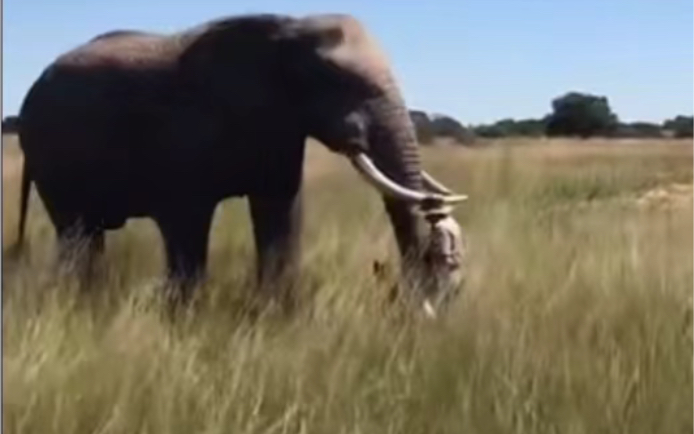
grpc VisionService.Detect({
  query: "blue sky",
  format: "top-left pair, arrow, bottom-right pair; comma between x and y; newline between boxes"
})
3,0 -> 692,124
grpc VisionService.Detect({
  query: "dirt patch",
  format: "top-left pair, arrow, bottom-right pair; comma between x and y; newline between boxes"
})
636,183 -> 693,210
538,182 -> 693,217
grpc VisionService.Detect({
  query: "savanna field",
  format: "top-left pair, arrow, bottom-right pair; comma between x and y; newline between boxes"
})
2,134 -> 692,433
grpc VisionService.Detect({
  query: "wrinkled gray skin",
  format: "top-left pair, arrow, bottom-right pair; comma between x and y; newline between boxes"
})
16,13 -> 443,305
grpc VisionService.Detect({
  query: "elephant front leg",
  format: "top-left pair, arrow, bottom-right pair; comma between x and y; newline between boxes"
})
154,203 -> 216,305
248,191 -> 303,308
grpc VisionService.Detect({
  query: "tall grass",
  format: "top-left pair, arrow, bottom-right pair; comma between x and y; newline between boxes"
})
3,137 -> 692,433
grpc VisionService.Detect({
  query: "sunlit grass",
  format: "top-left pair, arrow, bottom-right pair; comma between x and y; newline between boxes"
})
3,136 -> 692,433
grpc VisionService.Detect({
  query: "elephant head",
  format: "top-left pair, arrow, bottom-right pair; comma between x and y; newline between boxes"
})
179,14 -> 468,315
280,14 -> 468,314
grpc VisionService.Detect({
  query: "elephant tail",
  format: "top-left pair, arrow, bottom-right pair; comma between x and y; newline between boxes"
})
16,149 -> 31,250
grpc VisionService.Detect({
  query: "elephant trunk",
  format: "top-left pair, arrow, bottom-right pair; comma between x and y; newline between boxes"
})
363,93 -> 427,263
345,87 -> 469,317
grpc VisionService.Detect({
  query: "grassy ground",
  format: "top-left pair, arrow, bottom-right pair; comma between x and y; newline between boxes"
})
3,135 -> 693,433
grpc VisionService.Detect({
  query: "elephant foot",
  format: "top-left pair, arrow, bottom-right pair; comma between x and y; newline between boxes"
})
252,279 -> 300,318
162,271 -> 207,311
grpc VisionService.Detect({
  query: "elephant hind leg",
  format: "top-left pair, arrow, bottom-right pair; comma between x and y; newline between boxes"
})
154,203 -> 216,306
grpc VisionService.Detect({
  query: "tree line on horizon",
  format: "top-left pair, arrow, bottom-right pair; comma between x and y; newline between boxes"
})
2,91 -> 693,144
410,91 -> 693,145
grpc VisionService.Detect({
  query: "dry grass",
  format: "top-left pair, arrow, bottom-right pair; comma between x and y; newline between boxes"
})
3,135 -> 693,433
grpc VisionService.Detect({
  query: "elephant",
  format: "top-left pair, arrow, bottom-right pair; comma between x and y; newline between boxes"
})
13,13 -> 468,315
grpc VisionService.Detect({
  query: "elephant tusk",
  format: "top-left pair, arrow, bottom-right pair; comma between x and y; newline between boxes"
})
349,153 -> 468,205
421,170 -> 454,195
350,153 -> 427,202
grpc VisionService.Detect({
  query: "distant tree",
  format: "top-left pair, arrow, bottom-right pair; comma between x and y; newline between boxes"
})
509,118 -> 547,137
472,123 -> 506,138
627,122 -> 663,138
408,110 -> 435,144
663,115 -> 693,138
430,114 -> 474,144
2,115 -> 20,134
408,110 -> 474,145
613,121 -> 663,138
545,92 -> 619,138
472,117 -> 547,138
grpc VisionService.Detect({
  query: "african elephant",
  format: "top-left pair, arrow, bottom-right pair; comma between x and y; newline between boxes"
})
14,13 -> 468,315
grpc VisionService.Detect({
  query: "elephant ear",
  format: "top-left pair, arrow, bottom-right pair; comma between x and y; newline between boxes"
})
177,16 -> 291,111
280,14 -> 394,99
